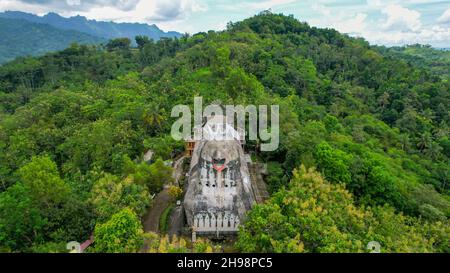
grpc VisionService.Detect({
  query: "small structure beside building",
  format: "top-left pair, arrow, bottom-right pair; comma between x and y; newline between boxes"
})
185,141 -> 195,157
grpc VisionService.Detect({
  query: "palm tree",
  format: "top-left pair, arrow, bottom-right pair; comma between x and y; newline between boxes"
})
143,104 -> 164,133
399,134 -> 410,152
424,142 -> 442,160
417,132 -> 432,152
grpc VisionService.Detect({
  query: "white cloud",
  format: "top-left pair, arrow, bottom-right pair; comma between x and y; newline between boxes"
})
381,4 -> 421,32
218,0 -> 296,12
308,4 -> 368,36
147,0 -> 207,22
311,4 -> 331,16
365,25 -> 450,46
8,0 -> 140,12
306,2 -> 449,47
50,0 -> 207,32
367,0 -> 439,7
334,13 -> 368,35
245,0 -> 297,10
66,0 -> 81,7
364,3 -> 450,46
438,8 -> 450,24
0,0 -> 206,25
0,0 -> 51,15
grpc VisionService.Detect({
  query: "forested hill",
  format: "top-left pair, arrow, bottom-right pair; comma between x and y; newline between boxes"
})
0,11 -> 182,63
0,17 -> 105,63
0,13 -> 448,253
375,44 -> 450,80
0,11 -> 182,41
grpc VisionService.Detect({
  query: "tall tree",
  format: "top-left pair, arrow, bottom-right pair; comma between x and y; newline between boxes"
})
94,208 -> 144,253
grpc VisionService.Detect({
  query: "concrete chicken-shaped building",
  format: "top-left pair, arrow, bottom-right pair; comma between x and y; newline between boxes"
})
183,115 -> 256,236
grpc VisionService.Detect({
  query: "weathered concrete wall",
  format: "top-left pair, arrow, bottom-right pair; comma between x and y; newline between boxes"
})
183,117 -> 255,235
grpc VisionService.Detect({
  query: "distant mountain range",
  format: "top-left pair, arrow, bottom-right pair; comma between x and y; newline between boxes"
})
0,11 -> 182,64
0,17 -> 106,64
0,11 -> 182,41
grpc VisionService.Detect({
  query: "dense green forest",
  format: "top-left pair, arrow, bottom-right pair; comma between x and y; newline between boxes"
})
375,44 -> 450,81
0,13 -> 448,253
0,18 -> 105,64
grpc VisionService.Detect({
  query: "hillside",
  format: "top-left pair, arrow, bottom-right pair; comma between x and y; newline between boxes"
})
0,11 -> 182,41
375,44 -> 450,80
0,13 -> 448,253
0,17 -> 105,63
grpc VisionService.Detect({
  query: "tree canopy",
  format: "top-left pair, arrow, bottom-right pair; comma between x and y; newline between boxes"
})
0,12 -> 448,253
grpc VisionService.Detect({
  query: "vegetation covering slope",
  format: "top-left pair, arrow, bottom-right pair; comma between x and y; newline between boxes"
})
0,11 -> 182,42
375,44 -> 450,81
0,17 -> 105,64
0,12 -> 448,253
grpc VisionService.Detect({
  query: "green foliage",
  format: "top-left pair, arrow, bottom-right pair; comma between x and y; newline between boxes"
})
0,183 -> 46,250
31,241 -> 68,253
89,174 -> 150,221
94,208 -> 144,253
410,184 -> 450,219
283,120 -> 327,172
124,157 -> 174,194
143,136 -> 184,160
211,45 -> 231,77
60,119 -> 137,175
348,152 -> 404,208
314,142 -> 352,184
0,12 -> 448,253
168,185 -> 183,201
106,38 -> 131,52
265,161 -> 286,194
0,158 -> 94,252
136,36 -> 152,49
17,156 -> 70,205
237,166 -> 442,253
419,220 -> 450,253
159,205 -> 174,234
376,44 -> 450,80
144,233 -> 220,253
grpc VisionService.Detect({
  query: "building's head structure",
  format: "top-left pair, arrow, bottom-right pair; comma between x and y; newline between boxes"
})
183,114 -> 255,236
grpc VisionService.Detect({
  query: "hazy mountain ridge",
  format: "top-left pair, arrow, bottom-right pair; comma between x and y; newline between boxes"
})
0,17 -> 105,63
0,11 -> 182,41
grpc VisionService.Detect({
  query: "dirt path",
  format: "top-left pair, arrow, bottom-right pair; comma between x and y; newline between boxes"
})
168,206 -> 183,237
143,186 -> 170,233
142,156 -> 186,235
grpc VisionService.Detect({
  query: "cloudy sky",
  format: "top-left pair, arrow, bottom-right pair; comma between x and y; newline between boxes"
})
1,0 -> 450,47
